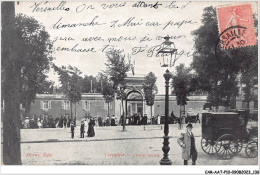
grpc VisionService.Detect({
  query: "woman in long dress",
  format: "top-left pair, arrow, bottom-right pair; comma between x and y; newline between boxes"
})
87,118 -> 95,137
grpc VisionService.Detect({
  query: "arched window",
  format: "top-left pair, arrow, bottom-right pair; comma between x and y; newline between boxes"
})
127,91 -> 142,100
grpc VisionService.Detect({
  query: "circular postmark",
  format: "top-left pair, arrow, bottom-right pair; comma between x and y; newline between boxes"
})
215,25 -> 247,54
215,25 -> 248,67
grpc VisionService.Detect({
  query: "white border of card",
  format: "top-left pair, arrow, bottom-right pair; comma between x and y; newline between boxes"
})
1,0 -> 259,174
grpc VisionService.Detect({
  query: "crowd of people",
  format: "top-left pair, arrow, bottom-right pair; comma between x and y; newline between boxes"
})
22,114 -> 182,129
22,115 -> 77,129
22,112 -> 193,130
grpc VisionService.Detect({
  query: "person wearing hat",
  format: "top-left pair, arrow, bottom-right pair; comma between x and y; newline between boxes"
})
177,123 -> 197,165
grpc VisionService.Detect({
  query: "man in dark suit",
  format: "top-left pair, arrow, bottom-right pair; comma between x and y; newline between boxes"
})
177,124 -> 197,165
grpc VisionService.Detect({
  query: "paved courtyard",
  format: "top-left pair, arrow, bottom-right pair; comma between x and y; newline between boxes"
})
20,124 -> 201,143
20,123 -> 258,165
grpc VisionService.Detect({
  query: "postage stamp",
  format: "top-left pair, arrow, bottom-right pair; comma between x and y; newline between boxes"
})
216,3 -> 256,49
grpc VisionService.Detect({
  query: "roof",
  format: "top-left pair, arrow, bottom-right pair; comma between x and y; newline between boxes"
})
155,95 -> 207,101
36,93 -> 104,100
204,112 -> 238,115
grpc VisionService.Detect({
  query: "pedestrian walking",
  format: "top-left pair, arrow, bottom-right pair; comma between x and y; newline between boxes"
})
80,121 -> 85,138
178,117 -> 182,130
60,116 -> 64,128
111,116 -> 115,126
115,117 -> 118,126
143,114 -> 147,130
94,117 -> 97,127
71,122 -> 75,139
67,117 -> 71,127
37,118 -> 42,128
73,117 -> 76,127
106,116 -> 110,126
98,117 -> 102,127
196,113 -> 200,124
64,117 -> 67,128
177,124 -> 198,165
87,118 -> 95,137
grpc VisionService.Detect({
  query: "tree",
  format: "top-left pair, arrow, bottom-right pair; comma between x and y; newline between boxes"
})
143,72 -> 158,119
15,13 -> 54,118
81,75 -> 101,93
241,70 -> 258,109
2,5 -> 54,164
105,49 -> 130,131
191,6 -> 257,110
36,80 -> 54,94
2,2 -> 22,165
98,72 -> 115,121
240,15 -> 258,109
172,64 -> 195,117
54,65 -> 83,124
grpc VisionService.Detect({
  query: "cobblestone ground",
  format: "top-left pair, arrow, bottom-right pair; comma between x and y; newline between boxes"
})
20,122 -> 258,165
20,124 -> 201,143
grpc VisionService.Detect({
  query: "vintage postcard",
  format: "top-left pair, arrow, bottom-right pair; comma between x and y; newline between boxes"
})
1,0 -> 258,174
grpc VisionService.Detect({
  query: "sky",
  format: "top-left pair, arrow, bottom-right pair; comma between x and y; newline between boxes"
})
15,1 -> 257,94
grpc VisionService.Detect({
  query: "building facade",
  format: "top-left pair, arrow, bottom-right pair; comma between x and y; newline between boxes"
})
29,93 -> 113,122
27,93 -> 208,122
2,73 -> 257,123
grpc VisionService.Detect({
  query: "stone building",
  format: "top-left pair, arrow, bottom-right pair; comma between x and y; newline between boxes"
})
2,73 -> 257,123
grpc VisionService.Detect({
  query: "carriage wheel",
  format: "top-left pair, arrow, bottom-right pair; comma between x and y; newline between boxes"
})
201,138 -> 217,155
215,134 -> 239,159
245,141 -> 258,158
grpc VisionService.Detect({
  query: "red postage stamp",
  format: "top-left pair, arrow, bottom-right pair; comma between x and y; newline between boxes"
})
216,3 -> 256,49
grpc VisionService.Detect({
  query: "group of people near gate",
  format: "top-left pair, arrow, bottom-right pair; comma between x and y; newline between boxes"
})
22,114 -> 78,129
124,113 -> 148,125
70,117 -> 95,139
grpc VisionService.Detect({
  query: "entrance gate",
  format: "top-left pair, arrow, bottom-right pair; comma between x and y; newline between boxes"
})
125,91 -> 144,119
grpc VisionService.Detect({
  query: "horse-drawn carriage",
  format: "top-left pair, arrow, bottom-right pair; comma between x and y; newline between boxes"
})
185,108 -> 200,124
201,111 -> 258,159
160,114 -> 179,124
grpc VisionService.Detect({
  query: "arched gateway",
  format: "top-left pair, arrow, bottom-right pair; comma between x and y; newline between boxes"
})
125,90 -> 145,117
114,73 -> 146,121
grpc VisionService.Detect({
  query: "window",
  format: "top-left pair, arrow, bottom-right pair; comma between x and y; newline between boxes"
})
103,102 -> 113,110
82,101 -> 90,111
104,102 -> 108,110
62,101 -> 70,110
41,101 -> 51,110
242,101 -> 248,109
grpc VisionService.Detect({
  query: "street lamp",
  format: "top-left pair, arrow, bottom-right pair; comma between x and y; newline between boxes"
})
157,35 -> 177,165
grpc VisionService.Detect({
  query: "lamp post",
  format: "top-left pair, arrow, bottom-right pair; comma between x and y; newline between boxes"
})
157,36 -> 177,165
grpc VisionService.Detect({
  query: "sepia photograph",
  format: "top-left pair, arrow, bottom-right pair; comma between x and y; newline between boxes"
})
1,0 -> 259,174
